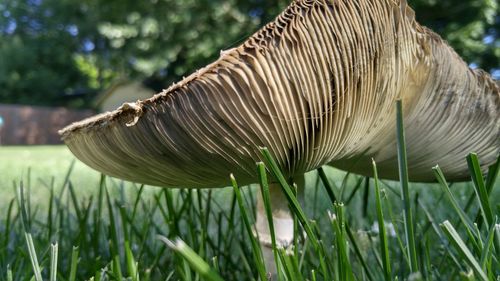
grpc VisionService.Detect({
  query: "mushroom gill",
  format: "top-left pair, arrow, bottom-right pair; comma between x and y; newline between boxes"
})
59,0 -> 500,188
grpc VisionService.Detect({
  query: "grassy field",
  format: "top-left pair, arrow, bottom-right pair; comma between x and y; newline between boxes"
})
0,146 -> 100,196
0,142 -> 499,280
0,146 -> 106,216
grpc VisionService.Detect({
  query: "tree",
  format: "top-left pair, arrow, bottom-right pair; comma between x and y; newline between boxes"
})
411,0 -> 499,72
0,0 -> 498,108
0,0 -> 92,107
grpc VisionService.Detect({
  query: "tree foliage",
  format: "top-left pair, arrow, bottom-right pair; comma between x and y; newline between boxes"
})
412,0 -> 498,71
0,0 -> 498,108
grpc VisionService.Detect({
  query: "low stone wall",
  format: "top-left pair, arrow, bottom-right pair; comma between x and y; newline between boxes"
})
0,104 -> 95,145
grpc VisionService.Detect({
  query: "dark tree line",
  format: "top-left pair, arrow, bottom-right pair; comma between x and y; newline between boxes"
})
0,0 -> 497,108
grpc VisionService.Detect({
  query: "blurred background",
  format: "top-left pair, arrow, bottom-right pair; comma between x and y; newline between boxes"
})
0,0 -> 498,145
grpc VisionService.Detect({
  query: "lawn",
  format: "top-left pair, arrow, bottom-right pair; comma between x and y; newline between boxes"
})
0,146 -> 101,211
0,144 -> 498,280
0,145 -> 82,184
0,145 -> 348,213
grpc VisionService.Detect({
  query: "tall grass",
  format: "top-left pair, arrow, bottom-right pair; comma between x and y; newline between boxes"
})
1,100 -> 499,280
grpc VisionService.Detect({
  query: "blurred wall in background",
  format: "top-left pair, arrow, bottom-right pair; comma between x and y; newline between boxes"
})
0,104 -> 94,145
95,81 -> 156,112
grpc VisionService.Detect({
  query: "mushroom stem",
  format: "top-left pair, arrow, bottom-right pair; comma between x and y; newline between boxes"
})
255,175 -> 305,276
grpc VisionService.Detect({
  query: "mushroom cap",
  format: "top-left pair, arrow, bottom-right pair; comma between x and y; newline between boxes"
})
60,0 -> 499,188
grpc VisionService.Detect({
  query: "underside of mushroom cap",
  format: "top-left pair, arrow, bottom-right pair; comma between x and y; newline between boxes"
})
60,0 -> 500,188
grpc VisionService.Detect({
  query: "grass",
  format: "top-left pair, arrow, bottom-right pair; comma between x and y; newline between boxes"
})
1,101 -> 499,280
0,146 -> 94,184
0,146 -> 101,212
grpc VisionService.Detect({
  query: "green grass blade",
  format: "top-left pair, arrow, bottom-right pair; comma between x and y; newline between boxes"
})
467,153 -> 494,226
473,223 -> 484,252
18,183 -> 43,281
120,206 -> 139,281
257,162 -> 283,280
331,203 -> 355,281
373,160 -> 392,280
422,235 -> 432,278
433,165 -> 476,231
318,168 -> 373,280
68,181 -> 82,221
3,198 -> 15,252
24,233 -> 43,281
93,174 -> 106,257
292,182 -> 300,266
236,244 -> 254,277
260,148 -> 318,248
50,243 -> 58,281
212,256 -> 220,273
484,154 -> 499,193
395,99 -> 418,272
55,159 -> 76,204
160,237 -> 224,281
479,218 -> 496,270
6,265 -> 13,281
278,248 -> 303,281
433,165 -> 480,252
69,246 -> 80,281
131,184 -> 145,221
231,174 -> 268,281
485,156 -> 500,269
344,224 -> 374,281
418,200 -> 463,270
260,147 -> 330,280
317,167 -> 338,202
18,182 -> 31,232
344,177 -> 365,206
277,248 -> 294,280
440,221 -> 488,281
311,269 -> 317,281
47,184 -> 54,242
164,189 -> 180,237
494,223 -> 500,273
105,187 -> 123,280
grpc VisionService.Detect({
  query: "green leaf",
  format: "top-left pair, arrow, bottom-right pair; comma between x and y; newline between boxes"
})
479,218 -> 496,270
260,147 -> 330,280
257,162 -> 283,280
433,165 -> 480,252
231,174 -> 268,280
317,167 -> 338,203
50,243 -> 58,281
440,221 -> 488,281
69,246 -> 80,281
160,237 -> 225,281
105,187 -> 123,280
395,100 -> 419,272
331,203 -> 355,281
120,206 -> 140,281
467,153 -> 494,226
373,160 -> 392,281
18,183 -> 43,281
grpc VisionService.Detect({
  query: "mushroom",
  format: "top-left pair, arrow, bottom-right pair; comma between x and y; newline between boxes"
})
60,0 -> 499,274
